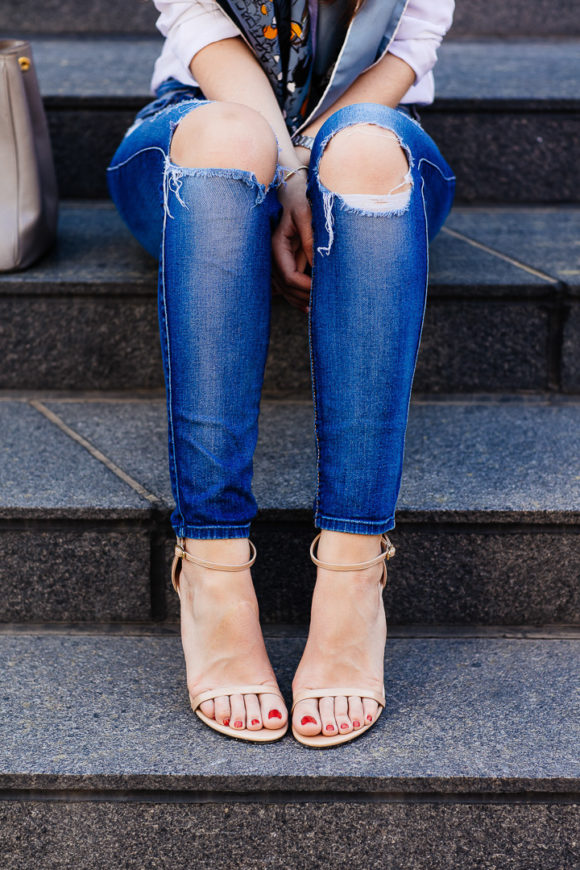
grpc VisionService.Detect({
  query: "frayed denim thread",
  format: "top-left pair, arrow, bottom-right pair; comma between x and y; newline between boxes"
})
312,121 -> 415,255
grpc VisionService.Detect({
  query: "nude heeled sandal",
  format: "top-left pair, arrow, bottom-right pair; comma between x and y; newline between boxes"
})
291,532 -> 396,748
172,537 -> 288,742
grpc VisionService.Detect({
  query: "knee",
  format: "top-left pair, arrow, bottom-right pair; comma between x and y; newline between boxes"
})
169,101 -> 279,187
318,119 -> 412,198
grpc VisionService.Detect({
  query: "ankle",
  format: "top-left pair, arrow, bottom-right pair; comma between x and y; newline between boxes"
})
315,565 -> 386,595
178,537 -> 256,600
184,537 -> 252,563
178,562 -> 258,617
316,530 -> 383,563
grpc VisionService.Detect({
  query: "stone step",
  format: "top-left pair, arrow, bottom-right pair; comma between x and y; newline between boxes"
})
0,627 -> 577,868
4,0 -> 578,39
1,202 -> 578,393
0,395 -> 578,625
19,35 -> 580,201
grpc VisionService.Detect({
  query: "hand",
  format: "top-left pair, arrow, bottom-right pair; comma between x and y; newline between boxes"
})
271,246 -> 310,313
271,171 -> 313,314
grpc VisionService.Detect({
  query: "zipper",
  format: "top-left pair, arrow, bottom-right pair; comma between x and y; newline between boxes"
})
292,0 -> 411,137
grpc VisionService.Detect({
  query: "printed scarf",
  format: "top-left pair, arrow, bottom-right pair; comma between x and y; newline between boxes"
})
223,0 -> 314,133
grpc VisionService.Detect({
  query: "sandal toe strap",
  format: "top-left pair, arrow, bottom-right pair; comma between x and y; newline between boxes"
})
190,685 -> 284,712
291,687 -> 386,713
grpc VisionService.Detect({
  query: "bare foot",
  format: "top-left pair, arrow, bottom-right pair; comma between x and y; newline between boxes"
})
176,538 -> 287,732
292,531 -> 387,737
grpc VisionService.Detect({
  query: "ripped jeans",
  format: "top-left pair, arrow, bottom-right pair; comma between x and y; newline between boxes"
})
106,82 -> 455,539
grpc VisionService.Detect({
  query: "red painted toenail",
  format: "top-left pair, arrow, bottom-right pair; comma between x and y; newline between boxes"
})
251,719 -> 260,726
340,723 -> 349,729
301,716 -> 316,725
223,718 -> 230,727
367,715 -> 373,722
353,720 -> 361,728
326,724 -> 334,732
234,720 -> 243,728
269,710 -> 282,719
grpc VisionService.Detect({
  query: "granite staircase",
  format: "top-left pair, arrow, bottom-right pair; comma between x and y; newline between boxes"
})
0,1 -> 578,867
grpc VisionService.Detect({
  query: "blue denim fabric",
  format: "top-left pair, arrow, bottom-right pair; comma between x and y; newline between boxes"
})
106,85 -> 455,539
307,103 -> 455,533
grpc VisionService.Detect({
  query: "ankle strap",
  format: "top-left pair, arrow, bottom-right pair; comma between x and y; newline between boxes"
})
174,537 -> 257,571
310,532 -> 395,587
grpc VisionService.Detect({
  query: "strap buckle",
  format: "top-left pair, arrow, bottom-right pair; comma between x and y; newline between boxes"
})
382,534 -> 396,560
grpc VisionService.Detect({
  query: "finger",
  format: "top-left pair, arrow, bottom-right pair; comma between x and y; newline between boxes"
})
278,280 -> 310,303
273,235 -> 312,290
272,272 -> 310,301
271,264 -> 309,311
285,294 -> 309,313
272,221 -> 297,278
272,211 -> 312,290
283,285 -> 310,304
295,247 -> 308,274
294,206 -> 314,267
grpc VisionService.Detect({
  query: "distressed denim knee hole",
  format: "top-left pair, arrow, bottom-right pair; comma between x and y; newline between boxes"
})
166,106 -> 283,207
313,122 -> 414,255
162,157 -> 284,219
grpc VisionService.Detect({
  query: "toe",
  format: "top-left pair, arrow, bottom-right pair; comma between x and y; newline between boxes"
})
260,693 -> 287,729
244,694 -> 262,730
229,693 -> 246,730
348,696 -> 364,729
292,699 -> 321,735
213,695 -> 231,726
363,697 -> 379,725
334,696 -> 352,733
199,698 -> 215,719
319,696 -> 338,736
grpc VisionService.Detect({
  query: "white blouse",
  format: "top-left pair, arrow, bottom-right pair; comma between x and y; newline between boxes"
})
150,0 -> 455,105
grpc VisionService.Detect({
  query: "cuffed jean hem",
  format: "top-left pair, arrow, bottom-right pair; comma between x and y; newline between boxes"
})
314,514 -> 396,535
174,523 -> 252,540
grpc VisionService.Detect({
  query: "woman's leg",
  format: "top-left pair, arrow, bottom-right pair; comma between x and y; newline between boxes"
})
160,101 -> 281,540
293,103 -> 455,737
107,99 -> 288,731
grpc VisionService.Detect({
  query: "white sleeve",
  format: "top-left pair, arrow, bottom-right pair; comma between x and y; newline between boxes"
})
387,0 -> 455,84
153,0 -> 242,71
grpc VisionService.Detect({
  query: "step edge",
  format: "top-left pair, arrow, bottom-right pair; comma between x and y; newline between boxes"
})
0,776 -> 578,800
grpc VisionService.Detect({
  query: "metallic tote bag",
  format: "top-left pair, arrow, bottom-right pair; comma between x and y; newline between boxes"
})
0,40 -> 58,271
